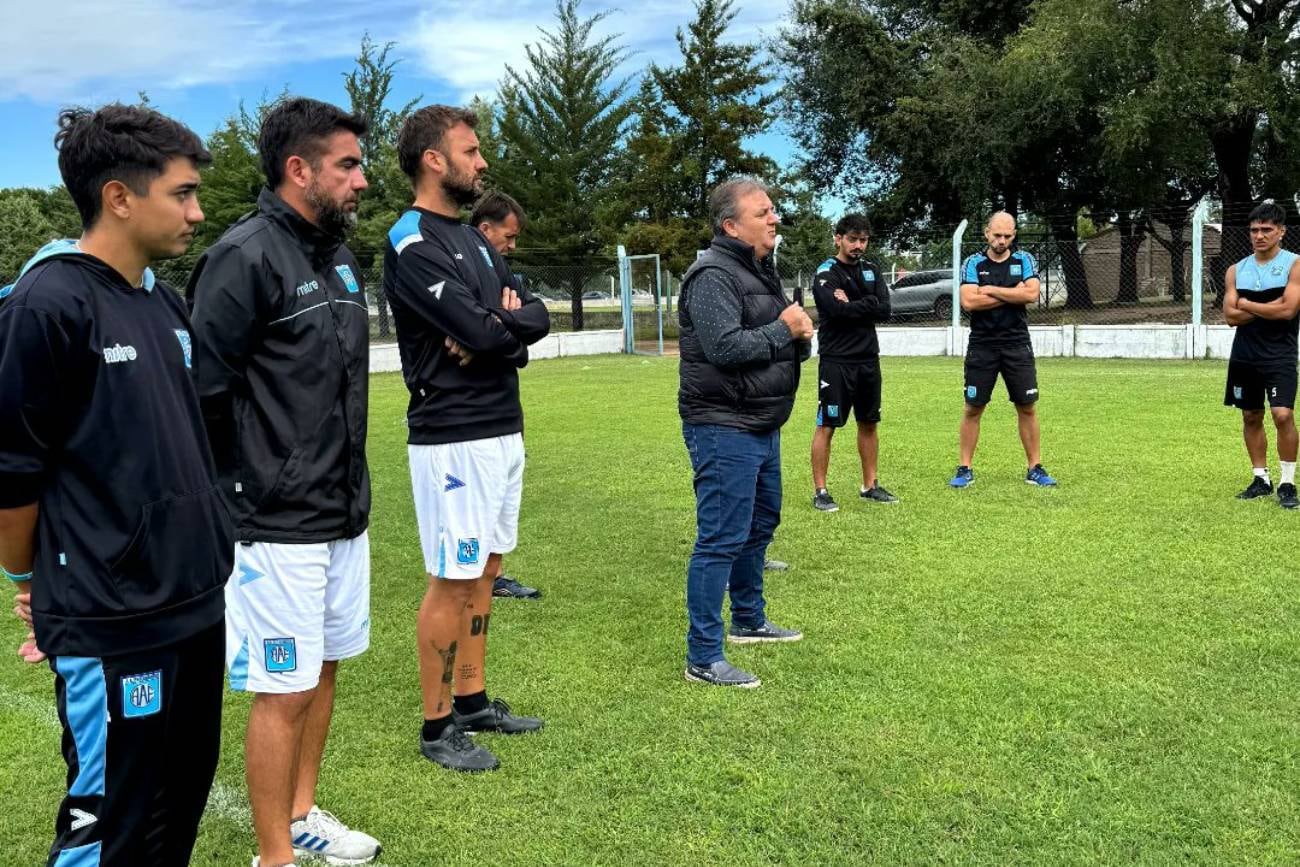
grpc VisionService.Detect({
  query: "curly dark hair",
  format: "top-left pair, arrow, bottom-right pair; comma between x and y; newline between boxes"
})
55,103 -> 211,229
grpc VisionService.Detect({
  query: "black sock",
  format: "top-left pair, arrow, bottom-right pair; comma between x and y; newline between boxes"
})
454,690 -> 489,715
422,714 -> 453,741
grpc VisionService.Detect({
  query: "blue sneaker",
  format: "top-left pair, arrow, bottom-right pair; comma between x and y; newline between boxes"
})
949,466 -> 974,488
1026,464 -> 1057,487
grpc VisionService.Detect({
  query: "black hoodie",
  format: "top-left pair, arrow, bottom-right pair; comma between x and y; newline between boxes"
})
0,248 -> 233,656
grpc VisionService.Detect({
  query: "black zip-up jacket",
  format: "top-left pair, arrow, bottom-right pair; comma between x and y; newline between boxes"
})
678,237 -> 809,431
383,208 -> 551,445
0,249 -> 233,657
812,256 -> 891,360
187,189 -> 370,543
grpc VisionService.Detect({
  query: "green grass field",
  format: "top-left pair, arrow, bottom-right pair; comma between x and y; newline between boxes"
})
3,355 -> 1300,865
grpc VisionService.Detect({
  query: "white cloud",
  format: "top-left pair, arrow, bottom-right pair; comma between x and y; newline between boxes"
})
0,0 -> 414,102
0,0 -> 792,104
406,0 -> 793,103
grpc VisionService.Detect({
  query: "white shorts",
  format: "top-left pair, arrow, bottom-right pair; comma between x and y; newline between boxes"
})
224,531 -> 371,694
409,433 -> 525,579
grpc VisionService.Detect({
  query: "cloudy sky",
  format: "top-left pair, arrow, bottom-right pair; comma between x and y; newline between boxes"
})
0,0 -> 799,188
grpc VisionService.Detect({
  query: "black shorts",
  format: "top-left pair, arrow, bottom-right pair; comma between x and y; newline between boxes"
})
964,342 -> 1039,406
46,621 -> 223,867
1224,358 -> 1298,410
817,357 -> 881,427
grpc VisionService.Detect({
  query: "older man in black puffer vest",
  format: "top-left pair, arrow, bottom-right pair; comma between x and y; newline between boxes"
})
679,176 -> 813,688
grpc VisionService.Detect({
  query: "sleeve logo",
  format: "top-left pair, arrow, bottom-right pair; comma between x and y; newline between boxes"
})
173,329 -> 192,369
335,264 -> 361,294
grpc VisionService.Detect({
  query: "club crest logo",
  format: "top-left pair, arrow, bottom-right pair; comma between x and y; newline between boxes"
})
264,638 -> 298,673
173,329 -> 192,369
457,538 -> 481,565
121,671 -> 162,719
335,264 -> 360,294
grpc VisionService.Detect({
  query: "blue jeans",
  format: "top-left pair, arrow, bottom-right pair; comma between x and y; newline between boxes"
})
682,422 -> 782,666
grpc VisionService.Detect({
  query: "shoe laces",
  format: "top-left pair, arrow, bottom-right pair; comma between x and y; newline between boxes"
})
488,698 -> 513,720
446,725 -> 479,752
302,806 -> 347,838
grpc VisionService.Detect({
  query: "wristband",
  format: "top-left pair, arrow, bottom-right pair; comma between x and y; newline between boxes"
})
1,565 -> 32,583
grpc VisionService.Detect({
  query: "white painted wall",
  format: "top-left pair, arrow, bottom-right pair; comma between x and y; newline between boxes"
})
370,329 -> 623,372
370,324 -> 1293,369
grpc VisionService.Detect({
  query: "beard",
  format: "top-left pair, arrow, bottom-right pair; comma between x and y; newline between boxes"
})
443,162 -> 484,208
306,180 -> 358,238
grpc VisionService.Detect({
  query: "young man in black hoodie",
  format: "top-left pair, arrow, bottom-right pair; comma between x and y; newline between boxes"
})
385,105 -> 551,772
0,104 -> 233,867
187,98 -> 378,867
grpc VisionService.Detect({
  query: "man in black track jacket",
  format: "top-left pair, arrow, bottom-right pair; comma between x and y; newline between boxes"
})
0,104 -> 232,867
187,98 -> 380,867
809,213 -> 898,512
386,105 -> 550,774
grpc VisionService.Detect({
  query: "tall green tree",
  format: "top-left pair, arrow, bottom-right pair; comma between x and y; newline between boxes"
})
495,0 -> 633,330
343,35 -> 421,265
620,0 -> 777,271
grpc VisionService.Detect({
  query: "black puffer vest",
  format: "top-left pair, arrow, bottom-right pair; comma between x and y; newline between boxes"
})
678,237 -> 802,431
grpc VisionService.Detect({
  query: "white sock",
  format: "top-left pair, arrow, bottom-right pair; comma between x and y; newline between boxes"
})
1254,467 -> 1271,484
1282,462 -> 1296,486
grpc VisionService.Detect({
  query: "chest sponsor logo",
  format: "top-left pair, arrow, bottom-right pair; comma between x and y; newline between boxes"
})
296,279 -> 319,297
121,670 -> 162,719
104,343 -> 138,364
478,245 -> 494,268
335,263 -> 361,294
264,637 -> 298,673
977,269 -> 992,280
173,329 -> 192,369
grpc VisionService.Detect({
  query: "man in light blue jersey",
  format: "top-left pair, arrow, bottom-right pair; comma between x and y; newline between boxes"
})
1223,200 -> 1300,509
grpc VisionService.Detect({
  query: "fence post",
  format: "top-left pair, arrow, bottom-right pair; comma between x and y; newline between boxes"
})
1190,200 -> 1209,340
950,219 -> 968,356
617,245 -> 633,353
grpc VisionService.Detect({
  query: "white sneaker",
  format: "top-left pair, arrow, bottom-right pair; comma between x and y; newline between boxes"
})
290,805 -> 382,865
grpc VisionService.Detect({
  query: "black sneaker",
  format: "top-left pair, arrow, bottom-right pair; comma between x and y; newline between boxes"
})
727,620 -> 803,644
684,660 -> 760,688
1279,483 -> 1299,509
493,575 -> 541,599
763,558 -> 789,572
812,490 -> 839,512
1238,477 -> 1274,499
861,485 -> 899,504
453,698 -> 543,734
419,725 -> 499,772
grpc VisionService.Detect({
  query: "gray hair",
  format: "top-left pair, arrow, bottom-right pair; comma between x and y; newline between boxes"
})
709,175 -> 769,235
